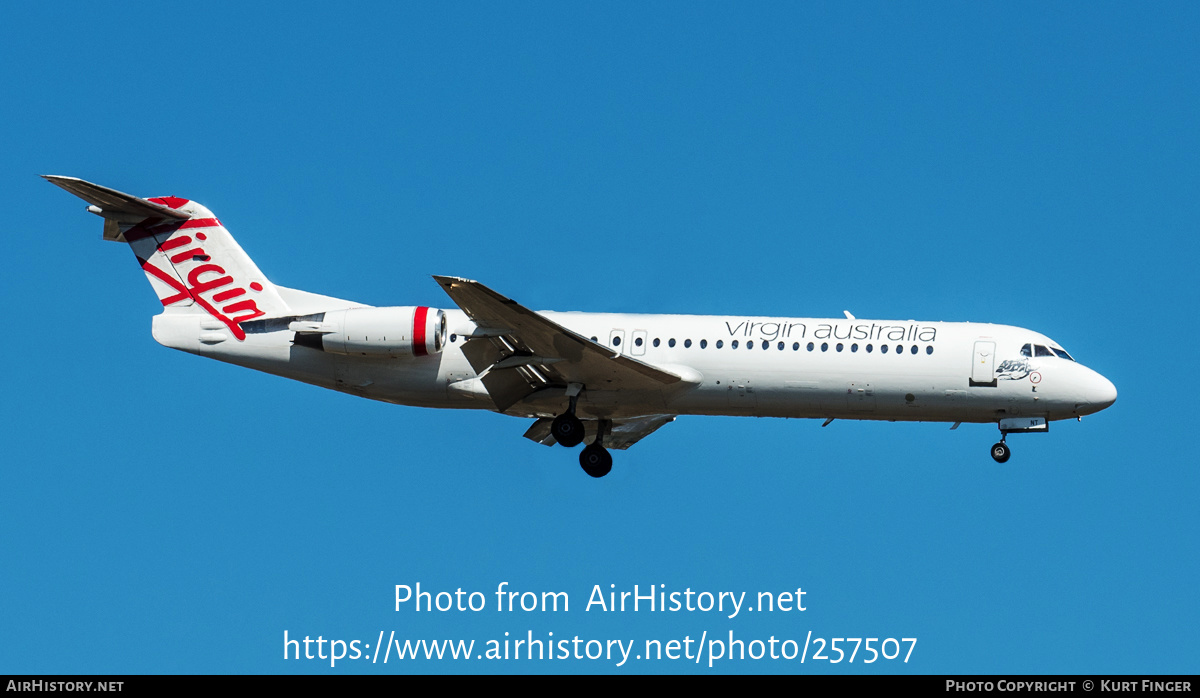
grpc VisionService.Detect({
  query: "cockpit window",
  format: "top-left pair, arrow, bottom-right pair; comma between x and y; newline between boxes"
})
1023,341 -> 1075,361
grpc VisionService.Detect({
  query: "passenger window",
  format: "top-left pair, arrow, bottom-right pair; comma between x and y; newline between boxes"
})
762,340 -> 769,350
836,343 -> 843,352
926,346 -> 933,355
653,338 -> 660,347
700,339 -> 707,349
1020,343 -> 1032,357
851,343 -> 858,352
881,345 -> 888,354
685,339 -> 692,348
777,341 -> 784,350
747,341 -> 754,350
821,342 -> 828,352
635,337 -> 643,347
807,342 -> 814,351
911,345 -> 918,355
732,340 -> 739,349
669,338 -> 676,348
613,336 -> 621,346
792,342 -> 799,351
450,334 -> 457,343
895,345 -> 902,354
1035,345 -> 1054,357
716,340 -> 723,349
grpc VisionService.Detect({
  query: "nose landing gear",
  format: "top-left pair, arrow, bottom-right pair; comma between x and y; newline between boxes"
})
989,417 -> 1048,463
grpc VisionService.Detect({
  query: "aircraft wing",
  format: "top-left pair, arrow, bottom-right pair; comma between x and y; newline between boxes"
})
434,276 -> 691,411
523,414 -> 676,450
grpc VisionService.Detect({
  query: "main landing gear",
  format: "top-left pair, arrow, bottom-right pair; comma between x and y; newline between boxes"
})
579,437 -> 613,478
555,412 -> 612,478
990,439 -> 1011,463
551,385 -> 586,447
550,412 -> 584,447
551,385 -> 613,477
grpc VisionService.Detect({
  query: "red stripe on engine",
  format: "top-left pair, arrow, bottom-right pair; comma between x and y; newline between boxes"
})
413,306 -> 429,357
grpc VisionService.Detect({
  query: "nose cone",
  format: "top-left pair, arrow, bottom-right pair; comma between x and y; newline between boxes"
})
1079,371 -> 1117,415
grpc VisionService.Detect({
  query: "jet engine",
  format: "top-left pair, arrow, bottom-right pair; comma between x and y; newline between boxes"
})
294,306 -> 447,357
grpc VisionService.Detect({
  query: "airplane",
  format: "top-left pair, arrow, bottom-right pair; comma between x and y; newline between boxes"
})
45,176 -> 1117,477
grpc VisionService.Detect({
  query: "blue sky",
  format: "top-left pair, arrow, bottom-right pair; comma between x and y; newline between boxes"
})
2,2 -> 1196,674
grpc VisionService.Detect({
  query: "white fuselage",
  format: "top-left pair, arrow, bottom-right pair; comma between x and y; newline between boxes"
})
44,175 -> 1116,468
153,305 -> 1118,425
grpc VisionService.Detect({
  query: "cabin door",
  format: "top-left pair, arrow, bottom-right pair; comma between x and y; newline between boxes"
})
970,340 -> 997,387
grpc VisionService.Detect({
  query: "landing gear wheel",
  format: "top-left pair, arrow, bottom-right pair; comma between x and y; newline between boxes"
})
579,443 -> 613,478
991,442 -> 1011,463
551,413 -> 585,448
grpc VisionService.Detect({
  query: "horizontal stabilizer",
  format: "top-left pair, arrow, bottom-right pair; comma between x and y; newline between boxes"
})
43,175 -> 189,241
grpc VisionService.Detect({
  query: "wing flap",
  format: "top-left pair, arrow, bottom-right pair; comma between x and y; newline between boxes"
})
522,414 -> 676,450
481,367 -> 547,412
606,414 -> 676,450
522,418 -> 557,446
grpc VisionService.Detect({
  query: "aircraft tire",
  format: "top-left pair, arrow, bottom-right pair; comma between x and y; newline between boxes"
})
990,442 -> 1011,463
579,444 -> 613,478
552,413 -> 585,448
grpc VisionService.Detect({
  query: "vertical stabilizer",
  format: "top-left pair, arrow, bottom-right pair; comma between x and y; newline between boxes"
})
44,176 -> 290,340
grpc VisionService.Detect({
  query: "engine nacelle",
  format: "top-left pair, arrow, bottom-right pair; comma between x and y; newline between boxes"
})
309,306 -> 447,357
